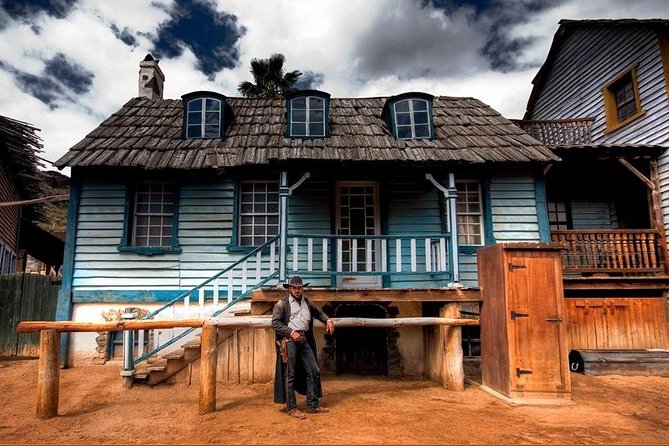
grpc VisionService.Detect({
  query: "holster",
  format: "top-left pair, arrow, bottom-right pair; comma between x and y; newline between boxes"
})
277,338 -> 289,364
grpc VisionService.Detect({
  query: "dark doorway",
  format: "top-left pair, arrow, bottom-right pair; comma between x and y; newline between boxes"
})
335,303 -> 388,375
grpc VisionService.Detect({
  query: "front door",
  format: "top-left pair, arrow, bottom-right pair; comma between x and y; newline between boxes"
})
335,182 -> 382,288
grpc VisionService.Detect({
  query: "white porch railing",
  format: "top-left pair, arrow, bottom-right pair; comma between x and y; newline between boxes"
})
286,233 -> 453,279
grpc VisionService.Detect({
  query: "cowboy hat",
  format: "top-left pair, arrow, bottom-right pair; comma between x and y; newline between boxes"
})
282,275 -> 310,289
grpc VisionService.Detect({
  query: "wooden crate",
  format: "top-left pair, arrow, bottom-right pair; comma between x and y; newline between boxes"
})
478,244 -> 571,403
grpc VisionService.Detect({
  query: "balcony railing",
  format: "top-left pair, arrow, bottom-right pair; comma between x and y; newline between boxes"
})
286,233 -> 453,280
513,118 -> 594,145
551,230 -> 665,274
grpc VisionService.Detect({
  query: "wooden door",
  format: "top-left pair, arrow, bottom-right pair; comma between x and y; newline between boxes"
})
335,182 -> 381,288
507,252 -> 569,394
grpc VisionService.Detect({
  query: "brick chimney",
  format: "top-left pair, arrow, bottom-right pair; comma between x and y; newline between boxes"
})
138,53 -> 165,99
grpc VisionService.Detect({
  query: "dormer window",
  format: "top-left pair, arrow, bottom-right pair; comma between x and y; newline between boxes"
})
182,91 -> 227,139
394,99 -> 430,139
286,90 -> 331,138
382,92 -> 434,140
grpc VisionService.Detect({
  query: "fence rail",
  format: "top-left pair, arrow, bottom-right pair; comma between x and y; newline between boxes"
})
551,229 -> 664,273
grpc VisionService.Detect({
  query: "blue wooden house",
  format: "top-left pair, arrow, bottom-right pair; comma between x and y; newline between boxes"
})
54,55 -> 557,382
516,19 -> 669,357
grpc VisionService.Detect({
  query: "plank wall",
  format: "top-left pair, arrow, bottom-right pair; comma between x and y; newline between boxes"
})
0,159 -> 21,251
72,171 -> 546,295
527,25 -> 669,237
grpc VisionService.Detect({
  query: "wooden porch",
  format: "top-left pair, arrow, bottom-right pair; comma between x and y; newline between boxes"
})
551,229 -> 668,276
249,286 -> 482,315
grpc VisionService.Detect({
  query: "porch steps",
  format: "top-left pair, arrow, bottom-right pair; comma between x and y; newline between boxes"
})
133,328 -> 235,386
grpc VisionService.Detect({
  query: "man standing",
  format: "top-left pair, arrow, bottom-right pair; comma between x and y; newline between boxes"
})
272,276 -> 335,419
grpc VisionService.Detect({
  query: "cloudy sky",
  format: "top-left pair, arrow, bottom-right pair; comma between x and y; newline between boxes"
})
1,0 -> 668,174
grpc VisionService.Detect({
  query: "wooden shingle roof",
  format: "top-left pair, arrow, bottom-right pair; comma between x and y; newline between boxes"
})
55,96 -> 558,169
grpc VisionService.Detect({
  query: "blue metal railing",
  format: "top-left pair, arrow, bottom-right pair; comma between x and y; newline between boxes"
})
123,235 -> 280,372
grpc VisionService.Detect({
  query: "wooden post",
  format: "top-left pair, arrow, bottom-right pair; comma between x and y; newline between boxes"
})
36,329 -> 60,419
442,303 -> 464,391
198,323 -> 218,414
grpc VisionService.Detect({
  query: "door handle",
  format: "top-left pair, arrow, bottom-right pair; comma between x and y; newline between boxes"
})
545,317 -> 562,323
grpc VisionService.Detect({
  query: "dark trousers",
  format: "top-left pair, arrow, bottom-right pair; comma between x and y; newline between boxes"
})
285,340 -> 319,410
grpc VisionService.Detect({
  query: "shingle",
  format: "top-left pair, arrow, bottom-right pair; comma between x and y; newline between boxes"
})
54,95 -> 558,169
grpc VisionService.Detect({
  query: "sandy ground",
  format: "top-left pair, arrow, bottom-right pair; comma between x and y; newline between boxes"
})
0,358 -> 668,445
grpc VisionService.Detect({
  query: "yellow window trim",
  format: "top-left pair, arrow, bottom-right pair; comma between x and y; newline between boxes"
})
658,34 -> 669,107
602,63 -> 644,135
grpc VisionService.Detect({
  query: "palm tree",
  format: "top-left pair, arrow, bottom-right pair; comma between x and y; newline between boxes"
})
237,53 -> 302,98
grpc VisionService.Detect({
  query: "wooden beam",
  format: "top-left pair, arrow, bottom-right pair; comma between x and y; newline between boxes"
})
17,319 -> 204,333
211,316 -> 479,328
36,330 -> 59,419
617,157 -> 655,190
18,316 -> 479,335
442,303 -> 465,391
251,287 -> 483,303
650,159 -> 669,274
198,323 -> 218,414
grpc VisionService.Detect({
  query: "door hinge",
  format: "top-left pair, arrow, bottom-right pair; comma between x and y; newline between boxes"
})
510,310 -> 529,320
508,263 -> 527,271
516,368 -> 533,377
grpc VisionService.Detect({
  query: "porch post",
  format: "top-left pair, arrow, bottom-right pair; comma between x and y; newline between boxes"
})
447,174 -> 460,284
279,171 -> 289,282
425,173 -> 460,284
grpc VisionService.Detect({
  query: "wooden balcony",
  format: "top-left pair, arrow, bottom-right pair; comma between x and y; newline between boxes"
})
513,118 -> 594,145
551,230 -> 666,274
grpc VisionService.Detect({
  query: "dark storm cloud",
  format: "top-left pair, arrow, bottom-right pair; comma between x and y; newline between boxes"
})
0,53 -> 94,109
354,0 -> 563,80
110,24 -> 138,47
354,2 -> 487,79
427,0 -> 566,72
294,71 -> 325,90
0,0 -> 78,21
44,53 -> 94,94
151,0 -> 246,79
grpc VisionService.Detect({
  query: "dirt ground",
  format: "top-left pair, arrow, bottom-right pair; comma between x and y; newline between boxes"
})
0,358 -> 668,445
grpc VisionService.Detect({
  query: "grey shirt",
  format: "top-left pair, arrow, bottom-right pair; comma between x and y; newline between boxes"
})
287,295 -> 311,332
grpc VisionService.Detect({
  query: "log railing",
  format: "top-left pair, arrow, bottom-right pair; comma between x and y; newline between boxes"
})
18,314 -> 478,418
551,229 -> 665,274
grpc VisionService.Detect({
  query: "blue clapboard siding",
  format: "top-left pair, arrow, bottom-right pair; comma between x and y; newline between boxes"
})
287,178 -> 331,286
489,173 -> 540,243
570,200 -> 615,230
176,179 -> 235,287
527,25 -> 669,241
73,181 -> 180,290
386,177 -> 449,288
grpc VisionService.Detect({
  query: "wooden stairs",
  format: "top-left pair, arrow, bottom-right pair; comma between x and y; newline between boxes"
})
133,327 -> 234,386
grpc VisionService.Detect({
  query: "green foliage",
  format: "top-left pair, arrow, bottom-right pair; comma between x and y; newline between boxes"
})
237,53 -> 302,98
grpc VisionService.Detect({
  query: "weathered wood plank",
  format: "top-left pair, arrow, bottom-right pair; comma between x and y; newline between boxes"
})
250,287 -> 482,302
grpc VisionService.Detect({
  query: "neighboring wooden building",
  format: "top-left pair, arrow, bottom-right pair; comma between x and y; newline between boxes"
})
0,116 -> 58,274
518,19 -> 669,352
54,55 -> 557,380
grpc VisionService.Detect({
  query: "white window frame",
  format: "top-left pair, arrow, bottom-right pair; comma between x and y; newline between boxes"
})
290,96 -> 326,137
450,180 -> 484,246
393,98 -> 431,139
132,182 -> 176,248
0,242 -> 17,275
238,180 -> 280,247
186,97 -> 221,138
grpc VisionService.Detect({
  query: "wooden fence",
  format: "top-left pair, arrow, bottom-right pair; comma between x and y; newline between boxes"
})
0,273 -> 60,356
